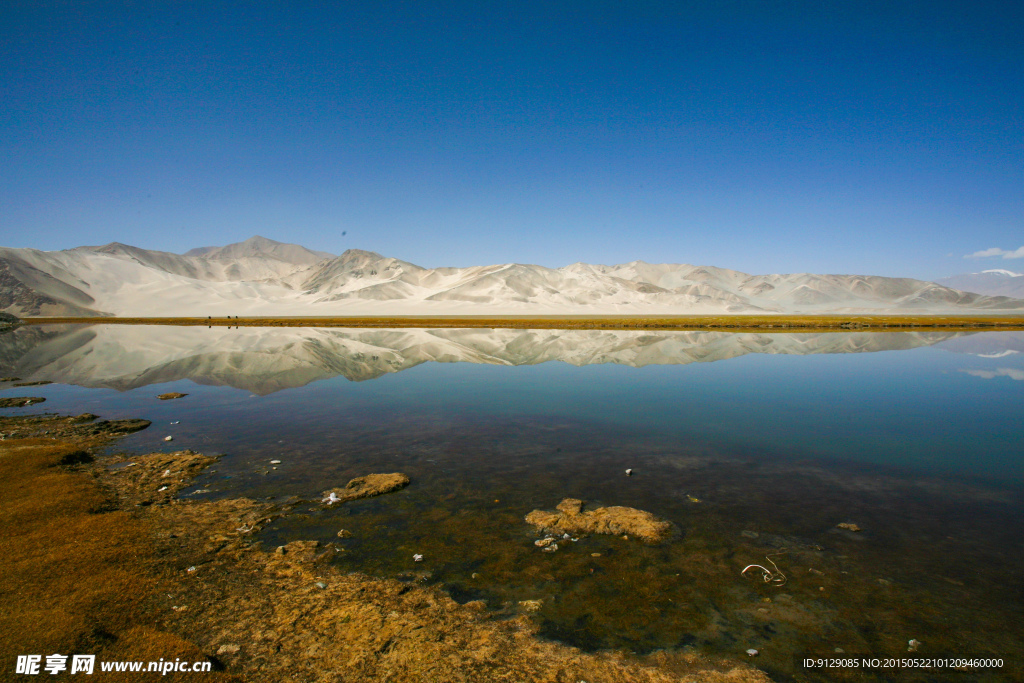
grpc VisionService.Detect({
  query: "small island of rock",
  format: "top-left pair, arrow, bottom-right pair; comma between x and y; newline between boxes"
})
525,498 -> 676,543
322,473 -> 410,505
157,392 -> 189,400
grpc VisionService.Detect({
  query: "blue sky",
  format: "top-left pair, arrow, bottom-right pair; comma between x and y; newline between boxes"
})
2,1 -> 1021,279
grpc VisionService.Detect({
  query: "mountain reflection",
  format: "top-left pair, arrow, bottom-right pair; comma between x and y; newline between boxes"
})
0,324 -> 1016,395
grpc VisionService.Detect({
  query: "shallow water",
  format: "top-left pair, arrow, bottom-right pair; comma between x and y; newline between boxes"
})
2,325 -> 1022,681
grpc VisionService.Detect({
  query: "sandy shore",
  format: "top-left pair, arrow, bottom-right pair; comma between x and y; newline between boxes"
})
0,411 -> 770,682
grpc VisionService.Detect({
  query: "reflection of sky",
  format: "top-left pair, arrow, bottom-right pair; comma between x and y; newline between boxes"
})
3,331 -> 1022,484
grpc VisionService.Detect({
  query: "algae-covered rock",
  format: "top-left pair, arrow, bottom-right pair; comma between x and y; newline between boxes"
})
322,473 -> 410,505
526,498 -> 676,543
0,397 -> 45,408
97,418 -> 151,434
157,392 -> 189,400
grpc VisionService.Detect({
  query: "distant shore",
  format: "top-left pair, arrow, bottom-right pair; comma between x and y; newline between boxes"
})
19,314 -> 1024,332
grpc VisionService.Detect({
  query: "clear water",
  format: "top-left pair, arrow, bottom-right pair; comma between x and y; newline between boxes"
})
2,325 -> 1022,681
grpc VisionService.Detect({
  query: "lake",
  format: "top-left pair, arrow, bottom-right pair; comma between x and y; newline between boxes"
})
2,324 -> 1022,681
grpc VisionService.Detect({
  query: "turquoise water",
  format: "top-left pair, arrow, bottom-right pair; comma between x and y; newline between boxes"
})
2,325 -> 1022,681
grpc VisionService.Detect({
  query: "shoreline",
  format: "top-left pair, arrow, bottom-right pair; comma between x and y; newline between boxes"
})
17,314 -> 1024,332
0,411 -> 769,682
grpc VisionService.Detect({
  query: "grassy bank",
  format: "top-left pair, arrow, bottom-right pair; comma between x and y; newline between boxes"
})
20,314 -> 1024,332
0,414 -> 239,682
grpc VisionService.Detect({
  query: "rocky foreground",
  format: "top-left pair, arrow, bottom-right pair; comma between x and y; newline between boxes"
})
0,411 -> 768,683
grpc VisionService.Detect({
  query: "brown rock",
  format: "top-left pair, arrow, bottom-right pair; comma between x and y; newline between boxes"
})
526,498 -> 677,543
13,380 -> 52,387
157,392 -> 188,400
322,473 -> 410,504
837,522 -> 862,532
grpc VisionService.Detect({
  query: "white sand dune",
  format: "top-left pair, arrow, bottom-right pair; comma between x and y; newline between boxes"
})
2,236 -> 1023,317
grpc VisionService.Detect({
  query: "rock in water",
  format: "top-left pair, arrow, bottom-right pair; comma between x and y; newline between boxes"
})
93,418 -> 151,434
525,498 -> 676,543
157,392 -> 189,400
0,397 -> 46,408
321,472 -> 410,504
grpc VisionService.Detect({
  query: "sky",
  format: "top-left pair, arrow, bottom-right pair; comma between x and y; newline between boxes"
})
1,1 -> 1021,280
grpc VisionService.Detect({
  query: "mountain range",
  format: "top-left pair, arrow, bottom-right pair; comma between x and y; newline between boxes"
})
1,236 -> 1023,317
935,269 -> 1024,299
3,324 -> 1016,393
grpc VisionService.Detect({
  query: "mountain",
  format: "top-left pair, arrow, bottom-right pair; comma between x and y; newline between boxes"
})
935,270 -> 1024,299
0,324 -> 982,393
1,237 -> 1023,317
183,235 -> 334,264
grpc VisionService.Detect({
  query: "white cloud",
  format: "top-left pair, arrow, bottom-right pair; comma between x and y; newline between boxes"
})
960,368 -> 1024,381
965,246 -> 1024,259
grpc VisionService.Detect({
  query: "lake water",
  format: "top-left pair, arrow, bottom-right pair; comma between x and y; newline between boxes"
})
2,324 -> 1022,681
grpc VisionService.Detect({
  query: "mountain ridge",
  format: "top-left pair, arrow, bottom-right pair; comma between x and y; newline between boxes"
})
1,237 -> 1023,317
936,270 -> 1024,299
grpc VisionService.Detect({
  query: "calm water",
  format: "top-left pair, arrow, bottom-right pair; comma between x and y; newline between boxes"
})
2,325 -> 1022,681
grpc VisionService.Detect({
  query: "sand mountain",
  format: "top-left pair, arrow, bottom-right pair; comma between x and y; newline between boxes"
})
1,237 -> 1022,317
183,235 -> 334,264
0,324 -> 990,394
935,269 -> 1024,299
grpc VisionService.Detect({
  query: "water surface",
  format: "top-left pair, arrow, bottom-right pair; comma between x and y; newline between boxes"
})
2,325 -> 1021,681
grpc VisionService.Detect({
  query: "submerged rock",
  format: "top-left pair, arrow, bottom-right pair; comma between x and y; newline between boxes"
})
98,418 -> 152,434
525,498 -> 677,543
321,472 -> 410,505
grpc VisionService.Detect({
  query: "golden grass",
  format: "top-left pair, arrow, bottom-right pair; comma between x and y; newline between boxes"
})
0,435 -> 239,681
20,313 -> 1024,332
